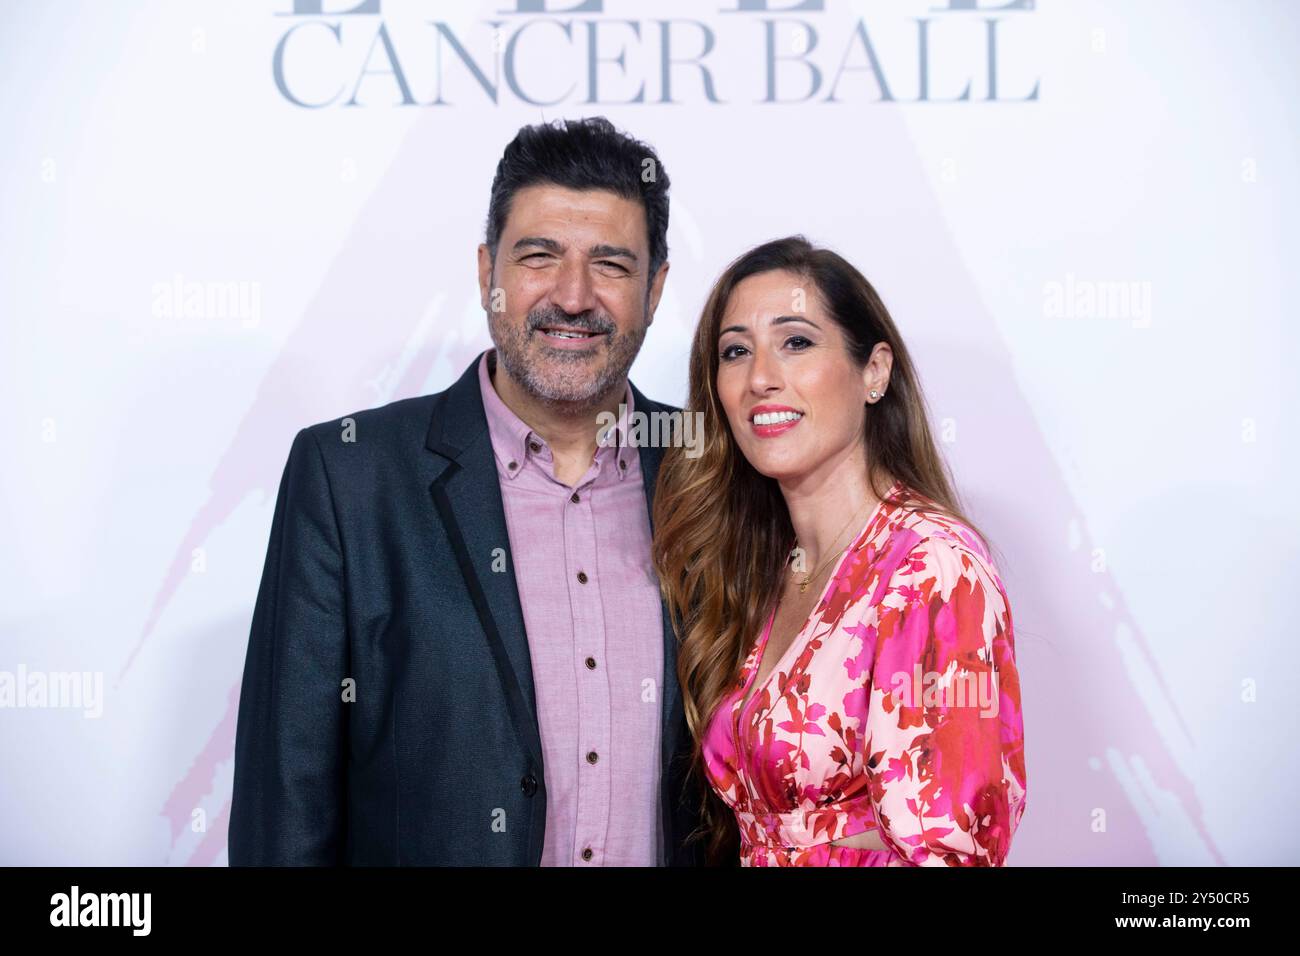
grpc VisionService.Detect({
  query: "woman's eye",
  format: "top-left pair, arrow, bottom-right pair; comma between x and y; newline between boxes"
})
720,344 -> 748,361
786,335 -> 813,350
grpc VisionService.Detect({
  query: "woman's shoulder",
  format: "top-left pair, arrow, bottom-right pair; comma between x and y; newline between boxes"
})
878,484 -> 1004,592
824,485 -> 998,624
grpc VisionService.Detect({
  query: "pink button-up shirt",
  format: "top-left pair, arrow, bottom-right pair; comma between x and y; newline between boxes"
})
478,349 -> 665,866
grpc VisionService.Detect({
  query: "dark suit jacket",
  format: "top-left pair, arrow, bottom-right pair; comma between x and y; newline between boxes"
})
228,355 -> 705,865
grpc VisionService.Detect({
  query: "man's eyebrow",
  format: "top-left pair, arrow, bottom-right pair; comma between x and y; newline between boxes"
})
509,238 -> 638,264
511,236 -> 564,255
588,243 -> 638,262
719,315 -> 821,336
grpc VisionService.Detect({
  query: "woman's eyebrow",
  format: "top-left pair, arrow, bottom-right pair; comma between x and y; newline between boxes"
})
772,315 -> 820,329
720,315 -> 820,335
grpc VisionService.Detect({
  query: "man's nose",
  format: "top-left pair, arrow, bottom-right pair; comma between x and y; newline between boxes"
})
549,257 -> 598,316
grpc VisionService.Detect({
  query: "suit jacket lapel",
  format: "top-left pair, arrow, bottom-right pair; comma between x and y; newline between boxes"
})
426,357 -> 543,768
423,363 -> 685,793
629,382 -> 684,780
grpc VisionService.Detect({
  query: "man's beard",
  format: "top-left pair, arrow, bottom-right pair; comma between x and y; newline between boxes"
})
488,302 -> 647,411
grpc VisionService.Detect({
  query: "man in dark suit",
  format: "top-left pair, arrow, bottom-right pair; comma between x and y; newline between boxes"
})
229,117 -> 704,865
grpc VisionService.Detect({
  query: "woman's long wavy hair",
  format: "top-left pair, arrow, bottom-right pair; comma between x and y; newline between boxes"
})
651,236 -> 992,864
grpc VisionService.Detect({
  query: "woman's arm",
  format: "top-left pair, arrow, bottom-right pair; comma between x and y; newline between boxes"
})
862,534 -> 1027,866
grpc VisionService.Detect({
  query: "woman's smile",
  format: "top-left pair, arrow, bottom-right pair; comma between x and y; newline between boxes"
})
749,403 -> 805,438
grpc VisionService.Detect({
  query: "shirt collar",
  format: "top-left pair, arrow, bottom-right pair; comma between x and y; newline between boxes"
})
595,379 -> 636,478
478,348 -> 636,481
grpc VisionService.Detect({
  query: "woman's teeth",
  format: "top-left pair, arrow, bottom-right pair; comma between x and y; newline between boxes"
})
753,411 -> 803,425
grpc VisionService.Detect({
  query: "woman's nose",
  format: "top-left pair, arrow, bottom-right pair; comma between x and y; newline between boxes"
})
748,345 -> 782,394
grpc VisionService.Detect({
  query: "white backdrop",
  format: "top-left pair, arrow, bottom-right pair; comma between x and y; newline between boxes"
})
2,0 -> 1297,865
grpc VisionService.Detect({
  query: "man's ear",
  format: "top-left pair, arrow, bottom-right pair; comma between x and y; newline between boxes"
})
645,260 -> 670,326
477,243 -> 494,311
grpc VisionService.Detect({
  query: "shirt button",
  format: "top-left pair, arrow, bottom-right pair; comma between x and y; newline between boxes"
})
576,571 -> 588,584
618,458 -> 627,470
528,440 -> 541,453
520,773 -> 538,797
581,848 -> 593,862
586,750 -> 599,764
585,657 -> 596,670
570,491 -> 580,504
507,461 -> 517,470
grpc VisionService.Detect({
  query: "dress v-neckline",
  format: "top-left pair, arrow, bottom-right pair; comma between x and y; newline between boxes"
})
735,482 -> 901,720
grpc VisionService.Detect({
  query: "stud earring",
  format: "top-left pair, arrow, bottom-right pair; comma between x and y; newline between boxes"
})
869,390 -> 879,400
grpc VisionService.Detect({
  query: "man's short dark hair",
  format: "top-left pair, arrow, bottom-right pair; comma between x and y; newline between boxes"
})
485,116 -> 670,279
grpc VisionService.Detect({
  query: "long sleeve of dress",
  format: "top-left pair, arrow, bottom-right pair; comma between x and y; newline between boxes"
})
862,534 -> 1027,866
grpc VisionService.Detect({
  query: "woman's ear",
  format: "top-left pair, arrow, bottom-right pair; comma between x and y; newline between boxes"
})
863,342 -> 893,403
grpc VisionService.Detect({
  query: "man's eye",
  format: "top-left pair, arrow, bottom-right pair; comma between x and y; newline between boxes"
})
596,260 -> 629,273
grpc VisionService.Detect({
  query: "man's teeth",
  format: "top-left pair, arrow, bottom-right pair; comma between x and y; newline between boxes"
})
543,329 -> 596,339
753,411 -> 803,425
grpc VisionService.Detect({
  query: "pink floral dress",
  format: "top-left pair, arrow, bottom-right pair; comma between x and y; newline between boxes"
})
701,480 -> 1027,866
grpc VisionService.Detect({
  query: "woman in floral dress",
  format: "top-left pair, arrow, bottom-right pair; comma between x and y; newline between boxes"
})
653,237 -> 1027,866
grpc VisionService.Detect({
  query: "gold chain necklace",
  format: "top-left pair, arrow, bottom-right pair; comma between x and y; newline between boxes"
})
790,498 -> 871,594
